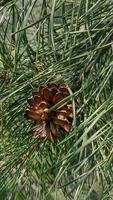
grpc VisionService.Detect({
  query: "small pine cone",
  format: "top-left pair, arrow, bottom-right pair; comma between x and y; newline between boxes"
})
25,83 -> 73,142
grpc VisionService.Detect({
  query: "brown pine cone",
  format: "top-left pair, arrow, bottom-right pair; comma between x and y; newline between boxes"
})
25,83 -> 73,142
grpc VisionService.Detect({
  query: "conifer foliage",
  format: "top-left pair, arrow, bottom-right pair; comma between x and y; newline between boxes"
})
0,0 -> 113,199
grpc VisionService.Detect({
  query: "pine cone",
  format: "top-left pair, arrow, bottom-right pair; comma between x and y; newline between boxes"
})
25,83 -> 73,142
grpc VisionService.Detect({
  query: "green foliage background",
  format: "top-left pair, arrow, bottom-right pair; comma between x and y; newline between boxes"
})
0,0 -> 113,199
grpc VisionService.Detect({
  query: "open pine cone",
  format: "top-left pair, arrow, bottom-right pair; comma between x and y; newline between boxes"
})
25,83 -> 73,142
